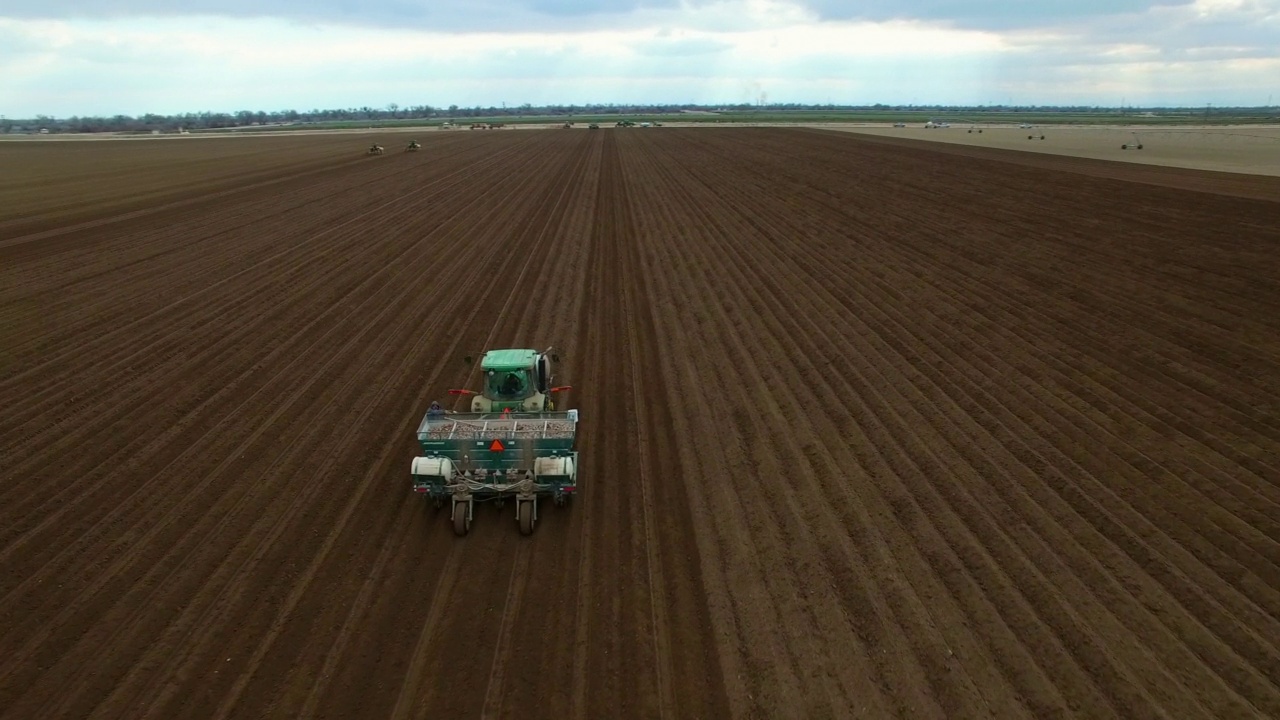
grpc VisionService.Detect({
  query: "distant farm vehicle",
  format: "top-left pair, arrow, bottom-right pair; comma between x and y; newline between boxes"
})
410,348 -> 577,536
616,120 -> 636,127
893,122 -> 906,128
588,123 -> 599,129
1028,135 -> 1045,140
367,144 -> 385,155
405,140 -> 421,152
1122,132 -> 1144,150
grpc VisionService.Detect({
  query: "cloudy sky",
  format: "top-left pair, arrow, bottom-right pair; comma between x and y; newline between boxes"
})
1,0 -> 1277,117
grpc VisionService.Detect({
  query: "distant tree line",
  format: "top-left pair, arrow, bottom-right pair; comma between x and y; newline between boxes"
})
3,102 -> 1276,134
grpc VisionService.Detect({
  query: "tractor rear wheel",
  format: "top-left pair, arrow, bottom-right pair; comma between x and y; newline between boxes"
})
518,500 -> 536,535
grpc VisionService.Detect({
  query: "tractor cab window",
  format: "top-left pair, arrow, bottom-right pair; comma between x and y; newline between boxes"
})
487,369 -> 528,399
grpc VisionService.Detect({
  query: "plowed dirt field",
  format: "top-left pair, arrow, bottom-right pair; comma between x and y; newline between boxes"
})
2,128 -> 1279,719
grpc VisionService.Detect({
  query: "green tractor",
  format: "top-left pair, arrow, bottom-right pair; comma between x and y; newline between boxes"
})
449,347 -> 570,412
411,347 -> 577,535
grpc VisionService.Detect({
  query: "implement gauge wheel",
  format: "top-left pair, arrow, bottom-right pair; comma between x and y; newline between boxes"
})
453,502 -> 470,536
518,500 -> 536,536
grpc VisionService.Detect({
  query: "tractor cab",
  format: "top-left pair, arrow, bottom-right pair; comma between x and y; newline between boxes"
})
459,348 -> 567,413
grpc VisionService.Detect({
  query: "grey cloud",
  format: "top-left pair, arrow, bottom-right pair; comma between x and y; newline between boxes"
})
0,0 -> 1215,34
525,0 -> 679,16
1008,2 -> 1280,59
795,1 -> 1191,30
0,0 -> 678,31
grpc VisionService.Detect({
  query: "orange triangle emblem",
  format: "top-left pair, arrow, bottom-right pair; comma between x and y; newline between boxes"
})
489,439 -> 505,452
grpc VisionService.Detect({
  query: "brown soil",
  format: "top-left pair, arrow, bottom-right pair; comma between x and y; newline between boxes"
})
2,129 -> 1278,719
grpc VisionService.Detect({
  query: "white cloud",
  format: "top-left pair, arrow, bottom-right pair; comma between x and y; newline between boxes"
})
1,0 -> 1278,117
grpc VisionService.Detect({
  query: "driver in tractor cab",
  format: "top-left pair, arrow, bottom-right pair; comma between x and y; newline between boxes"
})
500,372 -> 523,397
427,400 -> 450,417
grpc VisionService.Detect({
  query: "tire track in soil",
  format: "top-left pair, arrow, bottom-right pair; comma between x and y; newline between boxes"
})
471,135 -> 598,720
381,132 -> 598,720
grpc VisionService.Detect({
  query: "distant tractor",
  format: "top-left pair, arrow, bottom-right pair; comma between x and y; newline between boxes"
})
406,140 -> 421,152
588,123 -> 599,130
410,347 -> 578,536
367,144 -> 385,155
1122,132 -> 1144,150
